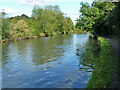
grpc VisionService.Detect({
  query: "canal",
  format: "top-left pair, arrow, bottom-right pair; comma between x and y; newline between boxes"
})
2,32 -> 100,88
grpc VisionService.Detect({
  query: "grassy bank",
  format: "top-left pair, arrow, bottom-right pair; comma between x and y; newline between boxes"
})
87,37 -> 115,88
73,28 -> 87,34
1,31 -> 73,43
2,32 -> 54,43
1,29 -> 87,43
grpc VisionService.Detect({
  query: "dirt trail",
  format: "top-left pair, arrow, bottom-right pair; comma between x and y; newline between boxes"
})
106,37 -> 120,88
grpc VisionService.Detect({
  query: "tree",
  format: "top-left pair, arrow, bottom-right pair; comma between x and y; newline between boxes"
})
31,5 -> 74,36
107,2 -> 120,37
1,12 -> 10,40
76,2 -> 116,36
1,5 -> 74,41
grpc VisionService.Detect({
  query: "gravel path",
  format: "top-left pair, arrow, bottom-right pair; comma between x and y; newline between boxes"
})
106,38 -> 120,88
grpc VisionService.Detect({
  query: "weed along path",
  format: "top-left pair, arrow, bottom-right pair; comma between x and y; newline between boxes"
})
106,38 -> 120,88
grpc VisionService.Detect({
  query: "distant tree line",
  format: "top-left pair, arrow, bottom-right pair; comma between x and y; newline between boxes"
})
1,5 -> 74,41
76,1 -> 120,37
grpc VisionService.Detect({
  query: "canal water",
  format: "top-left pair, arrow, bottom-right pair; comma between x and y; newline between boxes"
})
2,32 -> 100,88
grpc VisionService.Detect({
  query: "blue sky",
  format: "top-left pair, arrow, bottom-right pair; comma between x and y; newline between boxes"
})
0,0 -> 93,24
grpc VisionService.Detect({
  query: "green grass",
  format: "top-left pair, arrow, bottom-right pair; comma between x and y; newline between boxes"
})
74,28 -> 87,34
87,37 -> 114,88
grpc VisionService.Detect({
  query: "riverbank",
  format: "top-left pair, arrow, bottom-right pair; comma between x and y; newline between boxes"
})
1,30 -> 87,43
1,35 -> 48,43
87,37 -> 116,88
74,28 -> 87,34
1,32 -> 58,43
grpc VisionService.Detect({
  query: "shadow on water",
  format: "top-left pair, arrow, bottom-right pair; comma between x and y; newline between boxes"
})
76,37 -> 101,76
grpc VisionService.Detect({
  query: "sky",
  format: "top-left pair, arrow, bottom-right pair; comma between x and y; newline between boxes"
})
0,0 -> 93,24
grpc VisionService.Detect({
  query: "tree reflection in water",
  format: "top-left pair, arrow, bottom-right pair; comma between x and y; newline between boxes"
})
77,37 -> 100,76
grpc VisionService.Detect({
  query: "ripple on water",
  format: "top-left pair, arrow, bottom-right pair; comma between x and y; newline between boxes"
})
2,33 -> 99,88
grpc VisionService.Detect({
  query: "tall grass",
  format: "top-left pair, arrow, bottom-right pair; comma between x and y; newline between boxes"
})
87,37 -> 115,88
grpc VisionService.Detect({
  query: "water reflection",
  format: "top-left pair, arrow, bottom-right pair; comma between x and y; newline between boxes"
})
77,38 -> 100,76
2,33 -> 99,88
0,43 -> 2,89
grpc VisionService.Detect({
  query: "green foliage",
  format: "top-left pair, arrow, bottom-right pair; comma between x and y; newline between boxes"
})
107,2 -> 120,37
76,2 -> 120,36
87,37 -> 114,88
10,19 -> 31,39
31,5 -> 74,36
1,13 -> 10,40
1,5 -> 74,41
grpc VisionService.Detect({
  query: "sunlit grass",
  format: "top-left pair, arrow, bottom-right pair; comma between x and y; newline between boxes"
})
87,37 -> 115,88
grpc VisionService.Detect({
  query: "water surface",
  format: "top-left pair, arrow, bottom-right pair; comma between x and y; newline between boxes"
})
2,33 -> 99,88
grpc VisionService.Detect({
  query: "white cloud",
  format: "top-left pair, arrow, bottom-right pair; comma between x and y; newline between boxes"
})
21,0 -> 92,6
55,0 -> 81,3
0,7 -> 23,17
21,0 -> 56,6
